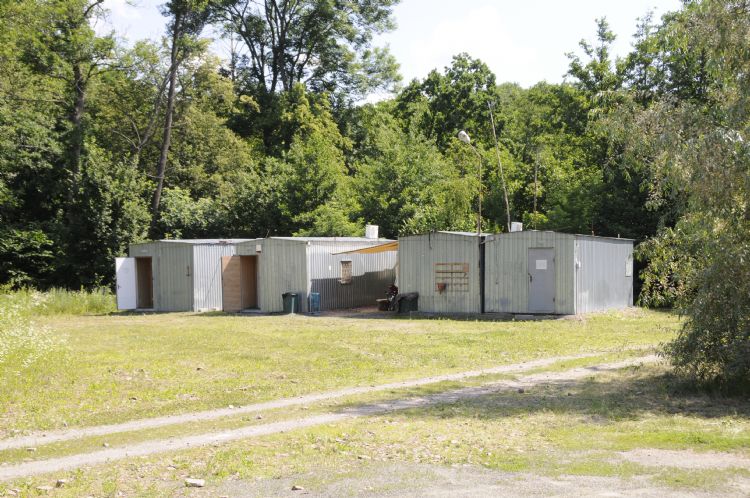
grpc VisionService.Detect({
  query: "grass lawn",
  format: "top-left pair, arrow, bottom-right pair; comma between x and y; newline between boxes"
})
3,306 -> 750,497
3,362 -> 749,497
2,309 -> 676,434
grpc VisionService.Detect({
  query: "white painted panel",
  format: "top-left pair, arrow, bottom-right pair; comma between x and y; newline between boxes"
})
116,257 -> 137,310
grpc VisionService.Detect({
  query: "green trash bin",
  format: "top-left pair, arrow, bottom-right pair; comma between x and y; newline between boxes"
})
282,292 -> 299,314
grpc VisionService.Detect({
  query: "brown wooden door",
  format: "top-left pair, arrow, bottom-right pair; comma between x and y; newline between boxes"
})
221,256 -> 242,312
240,256 -> 258,309
135,257 -> 153,309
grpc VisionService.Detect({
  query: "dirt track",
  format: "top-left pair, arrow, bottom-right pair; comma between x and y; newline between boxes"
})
0,352 -> 607,452
0,355 -> 657,481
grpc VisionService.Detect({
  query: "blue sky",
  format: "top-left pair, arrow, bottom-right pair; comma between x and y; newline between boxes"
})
102,0 -> 682,88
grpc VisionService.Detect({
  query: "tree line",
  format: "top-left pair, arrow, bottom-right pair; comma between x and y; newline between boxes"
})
1,0 -> 748,388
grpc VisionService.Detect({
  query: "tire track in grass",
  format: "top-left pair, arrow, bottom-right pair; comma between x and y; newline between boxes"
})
0,353 -> 609,452
0,355 -> 658,481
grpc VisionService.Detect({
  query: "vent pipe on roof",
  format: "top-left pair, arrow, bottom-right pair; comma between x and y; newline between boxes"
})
365,224 -> 379,239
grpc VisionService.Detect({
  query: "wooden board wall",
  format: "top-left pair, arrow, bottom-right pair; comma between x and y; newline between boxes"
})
221,256 -> 242,312
240,256 -> 258,309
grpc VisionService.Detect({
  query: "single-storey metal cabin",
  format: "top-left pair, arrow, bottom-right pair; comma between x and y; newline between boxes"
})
117,239 -> 256,311
484,231 -> 634,314
398,232 -> 486,314
231,237 -> 398,313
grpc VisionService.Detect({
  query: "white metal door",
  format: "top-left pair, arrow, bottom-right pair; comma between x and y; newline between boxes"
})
116,257 -> 137,310
528,248 -> 555,313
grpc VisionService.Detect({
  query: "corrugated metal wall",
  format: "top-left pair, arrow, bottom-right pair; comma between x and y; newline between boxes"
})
155,243 -> 193,311
398,232 -> 482,313
307,241 -> 397,310
192,244 -> 237,311
257,239 -> 308,312
484,232 -> 576,314
235,240 -> 263,257
129,242 -> 193,311
129,242 -> 159,309
575,236 -> 634,313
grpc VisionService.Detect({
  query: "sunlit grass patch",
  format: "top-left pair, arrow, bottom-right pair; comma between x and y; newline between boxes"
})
1,308 -> 678,434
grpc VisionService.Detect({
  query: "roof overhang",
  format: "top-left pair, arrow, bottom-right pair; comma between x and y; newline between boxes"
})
332,241 -> 399,255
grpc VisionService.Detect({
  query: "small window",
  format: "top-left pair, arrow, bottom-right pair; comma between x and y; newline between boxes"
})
340,260 -> 352,284
625,256 -> 633,277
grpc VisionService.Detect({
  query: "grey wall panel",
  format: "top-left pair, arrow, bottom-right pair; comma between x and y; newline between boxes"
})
130,242 -> 192,311
235,239 -> 264,256
156,243 -> 193,311
398,232 -> 482,313
192,244 -> 237,311
129,242 -> 159,309
307,241 -> 397,310
575,236 -> 634,313
257,239 -> 308,312
484,232 -> 575,314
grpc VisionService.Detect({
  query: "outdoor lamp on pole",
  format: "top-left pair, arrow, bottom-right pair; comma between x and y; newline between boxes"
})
458,130 -> 482,237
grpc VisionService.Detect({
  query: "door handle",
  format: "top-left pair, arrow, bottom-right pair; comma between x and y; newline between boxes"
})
528,273 -> 533,283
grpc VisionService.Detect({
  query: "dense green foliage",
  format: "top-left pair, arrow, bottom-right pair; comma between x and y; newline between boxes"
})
0,1 -> 747,387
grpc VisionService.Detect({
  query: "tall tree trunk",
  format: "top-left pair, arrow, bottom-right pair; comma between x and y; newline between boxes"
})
68,63 -> 86,203
149,11 -> 183,239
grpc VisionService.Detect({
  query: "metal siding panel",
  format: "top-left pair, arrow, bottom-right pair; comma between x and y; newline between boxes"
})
484,232 -> 575,314
234,239 -> 264,256
160,243 -> 194,311
193,244 -> 237,311
307,241 -> 397,310
575,237 -> 634,312
257,239 -> 308,312
129,243 -> 161,309
398,233 -> 482,313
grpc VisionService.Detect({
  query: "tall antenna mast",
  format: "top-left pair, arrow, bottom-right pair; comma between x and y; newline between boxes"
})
488,102 -> 511,232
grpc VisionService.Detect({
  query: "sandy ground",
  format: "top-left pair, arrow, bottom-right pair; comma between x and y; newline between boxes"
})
0,352 -> 606,452
202,462 -> 750,498
618,449 -> 750,470
0,356 -> 658,481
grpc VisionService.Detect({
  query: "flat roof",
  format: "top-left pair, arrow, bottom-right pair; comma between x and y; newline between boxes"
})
401,231 -> 489,238
268,237 -> 392,243
136,239 -> 257,245
486,230 -> 635,242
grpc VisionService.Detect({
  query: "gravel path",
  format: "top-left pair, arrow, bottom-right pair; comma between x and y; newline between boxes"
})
0,355 -> 657,481
0,352 -> 607,452
618,449 -> 750,470
210,461 -> 749,498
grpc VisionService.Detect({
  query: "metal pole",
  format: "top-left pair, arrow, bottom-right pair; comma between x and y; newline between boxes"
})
478,147 -> 482,236
533,160 -> 538,228
488,102 -> 511,232
471,145 -> 484,314
470,144 -> 482,236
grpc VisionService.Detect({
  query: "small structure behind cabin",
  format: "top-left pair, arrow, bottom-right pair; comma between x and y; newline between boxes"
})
117,239 -> 256,312
234,236 -> 397,313
484,231 -> 633,314
398,232 -> 485,314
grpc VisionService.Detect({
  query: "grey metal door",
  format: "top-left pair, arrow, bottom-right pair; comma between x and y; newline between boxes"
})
528,248 -> 555,313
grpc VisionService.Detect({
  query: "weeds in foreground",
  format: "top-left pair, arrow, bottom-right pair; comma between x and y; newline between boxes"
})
0,287 -> 111,372
0,287 -> 115,316
0,297 -> 64,371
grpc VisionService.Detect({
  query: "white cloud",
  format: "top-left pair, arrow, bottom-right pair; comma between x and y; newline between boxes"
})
405,5 -> 537,84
